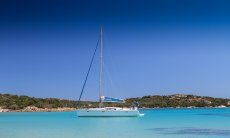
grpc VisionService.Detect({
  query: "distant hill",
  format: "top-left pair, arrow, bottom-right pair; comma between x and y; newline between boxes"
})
0,93 -> 79,110
0,93 -> 230,111
126,94 -> 230,108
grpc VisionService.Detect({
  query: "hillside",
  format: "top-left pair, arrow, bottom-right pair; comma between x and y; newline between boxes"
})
126,94 -> 230,108
0,93 -> 230,112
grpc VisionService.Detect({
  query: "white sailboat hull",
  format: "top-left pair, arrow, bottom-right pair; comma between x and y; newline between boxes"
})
77,107 -> 140,117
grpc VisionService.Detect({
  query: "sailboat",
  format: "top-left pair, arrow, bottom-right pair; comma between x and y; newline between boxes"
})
76,27 -> 140,117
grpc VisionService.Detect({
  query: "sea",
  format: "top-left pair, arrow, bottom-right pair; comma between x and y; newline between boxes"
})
0,108 -> 230,138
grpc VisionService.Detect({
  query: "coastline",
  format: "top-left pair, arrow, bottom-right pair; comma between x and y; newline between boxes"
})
1,93 -> 229,113
0,106 -> 76,113
140,106 -> 230,110
1,106 -> 229,113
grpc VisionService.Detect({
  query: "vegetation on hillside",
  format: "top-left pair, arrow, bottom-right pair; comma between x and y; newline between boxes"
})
126,94 -> 230,108
0,93 -> 229,110
0,94 -> 81,110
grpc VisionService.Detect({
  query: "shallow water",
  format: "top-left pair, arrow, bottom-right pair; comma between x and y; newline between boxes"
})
0,108 -> 230,138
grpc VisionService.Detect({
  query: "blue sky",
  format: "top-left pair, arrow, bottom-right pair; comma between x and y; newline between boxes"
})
1,0 -> 230,100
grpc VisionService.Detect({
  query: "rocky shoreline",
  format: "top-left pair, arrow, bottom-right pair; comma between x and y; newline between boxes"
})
1,106 -> 229,113
1,93 -> 230,111
0,106 -> 76,112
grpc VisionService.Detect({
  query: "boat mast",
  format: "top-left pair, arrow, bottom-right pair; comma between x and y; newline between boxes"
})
99,26 -> 103,108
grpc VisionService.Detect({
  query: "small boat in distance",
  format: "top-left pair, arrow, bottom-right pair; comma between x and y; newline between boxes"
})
77,27 -> 140,117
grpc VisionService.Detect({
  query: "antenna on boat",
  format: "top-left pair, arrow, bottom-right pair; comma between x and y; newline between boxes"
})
99,26 -> 104,108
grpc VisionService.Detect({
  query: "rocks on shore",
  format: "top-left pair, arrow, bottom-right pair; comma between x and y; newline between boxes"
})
0,107 -> 10,112
0,106 -> 76,112
20,106 -> 76,112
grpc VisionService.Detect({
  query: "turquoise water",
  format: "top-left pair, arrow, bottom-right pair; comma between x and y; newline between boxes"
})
1,108 -> 230,138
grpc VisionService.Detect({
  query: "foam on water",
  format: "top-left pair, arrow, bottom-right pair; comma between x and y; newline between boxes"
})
139,113 -> 145,116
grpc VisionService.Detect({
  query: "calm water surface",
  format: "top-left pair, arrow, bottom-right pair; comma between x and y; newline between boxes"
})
0,108 -> 230,138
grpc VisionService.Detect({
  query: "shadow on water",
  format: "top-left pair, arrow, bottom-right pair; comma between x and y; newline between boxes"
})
146,127 -> 230,136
